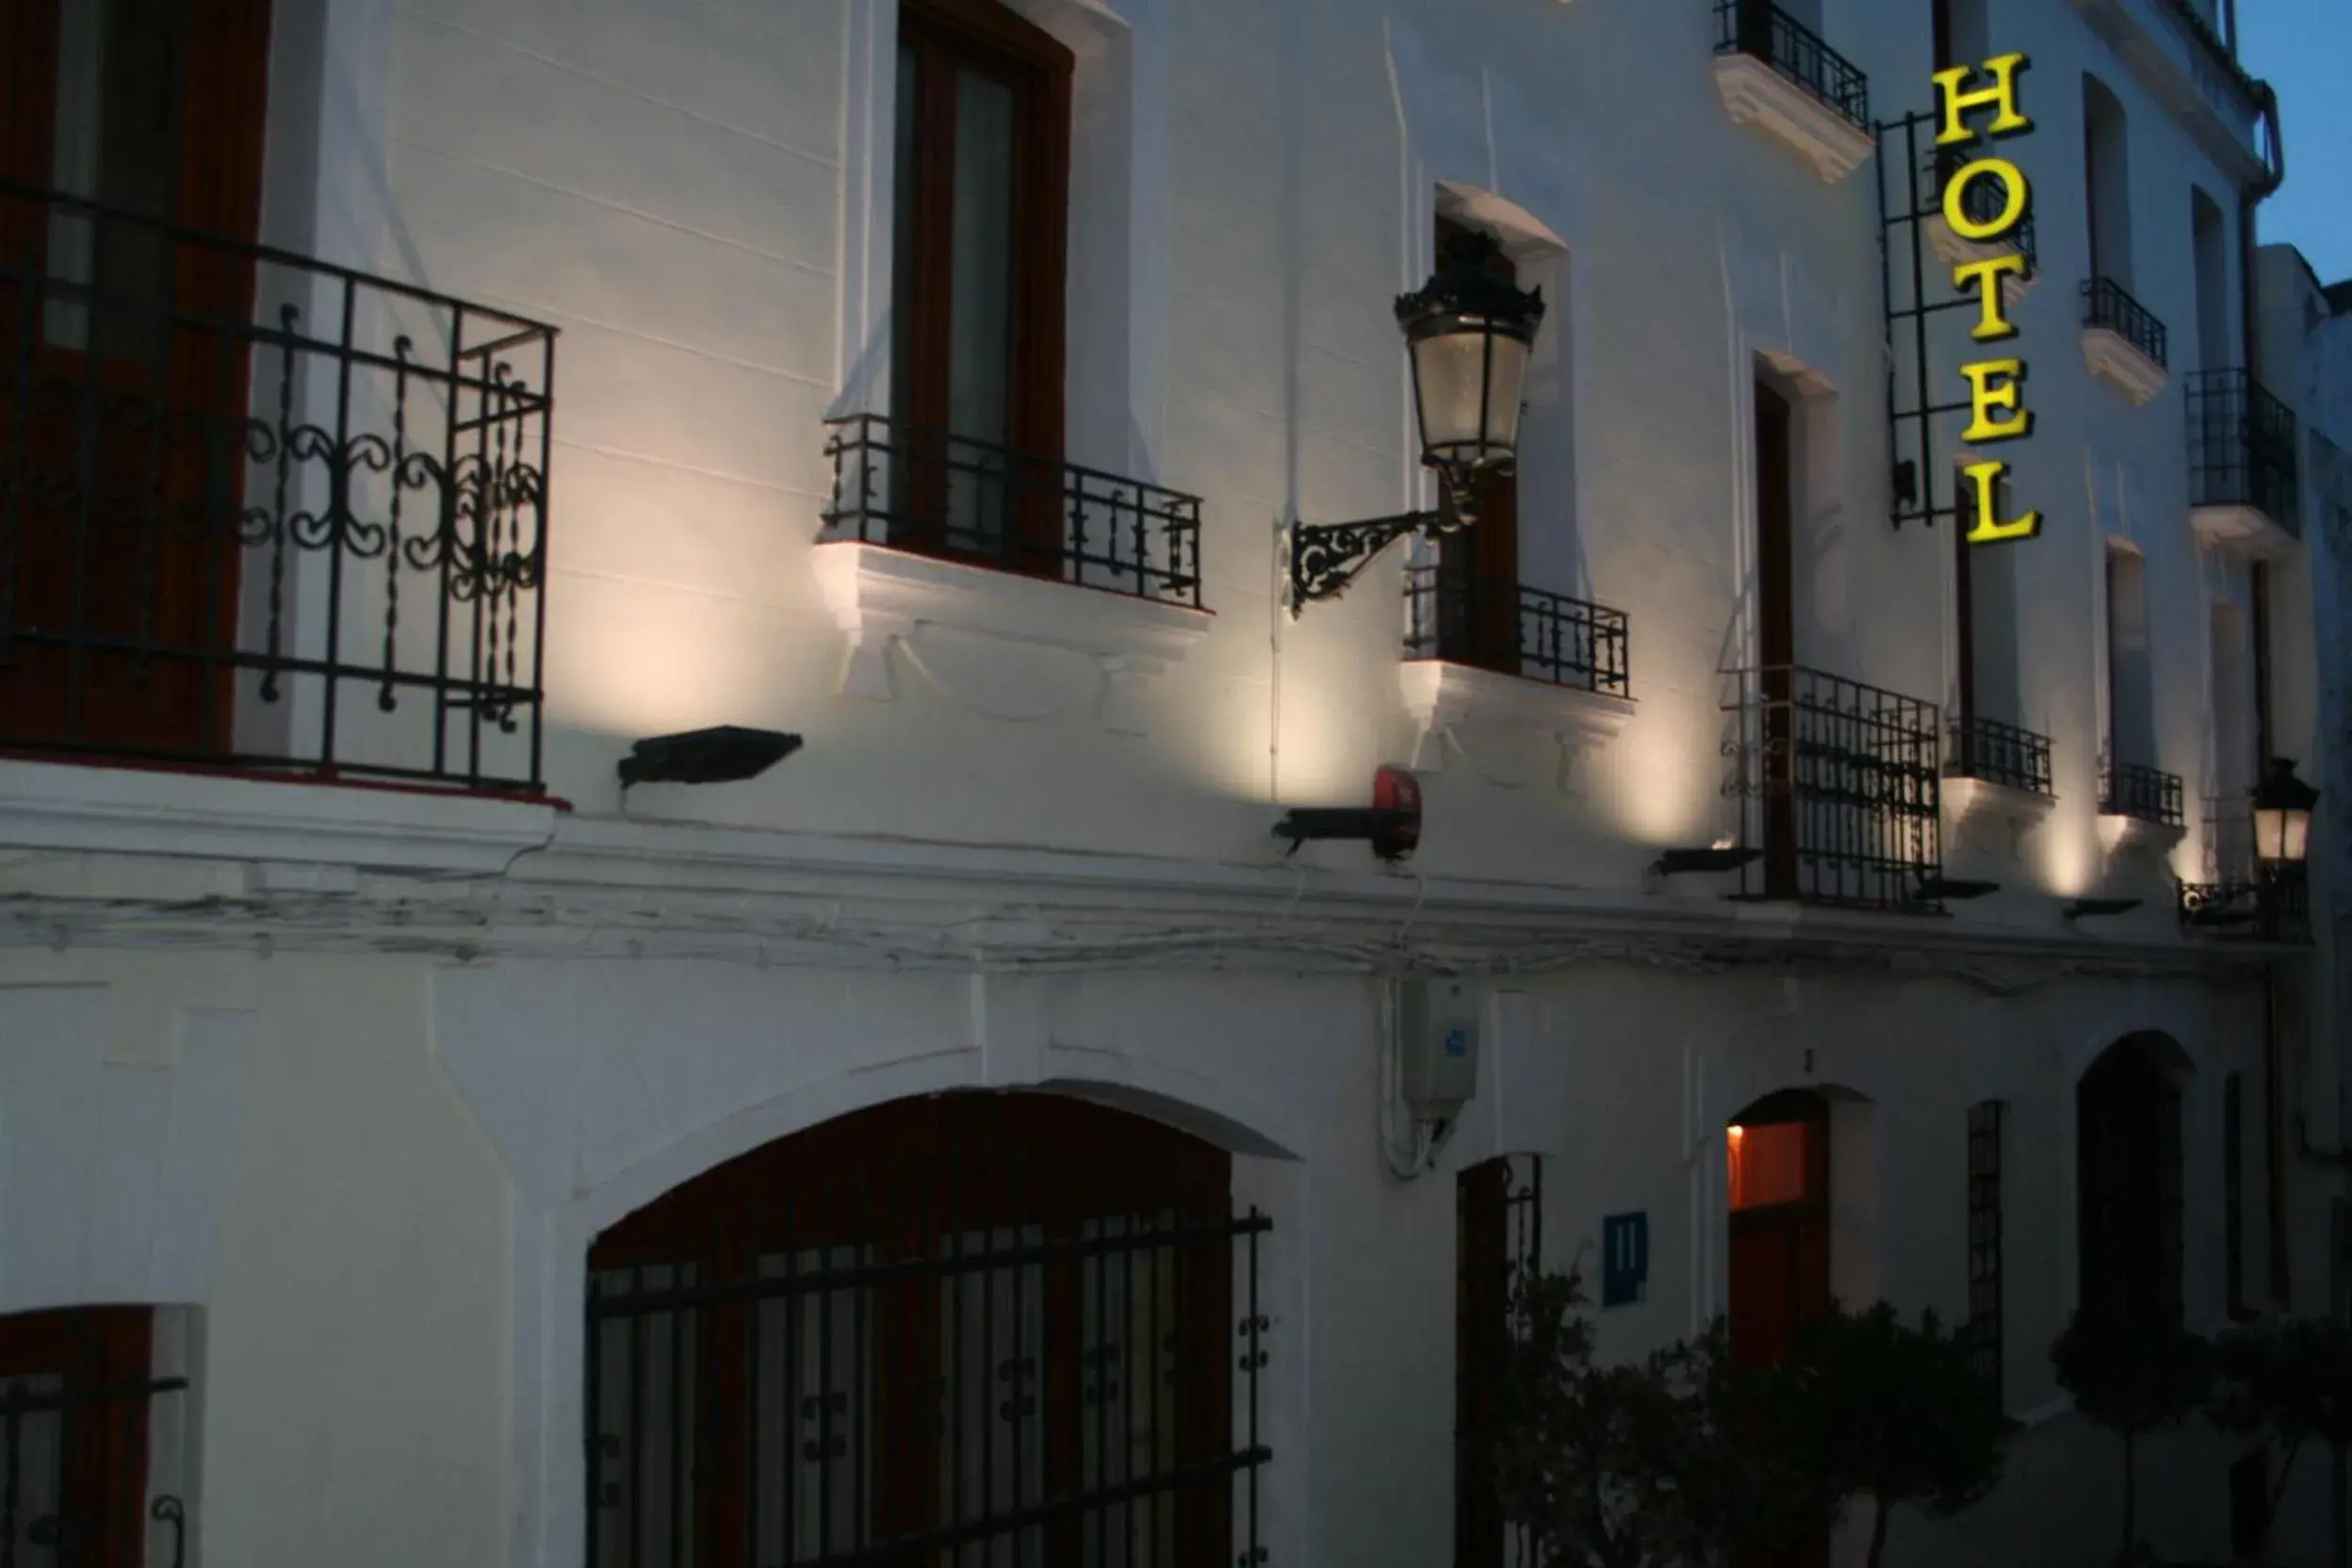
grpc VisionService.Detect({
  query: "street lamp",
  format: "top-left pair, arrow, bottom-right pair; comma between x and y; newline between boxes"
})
1287,229 -> 1546,612
2251,756 -> 2320,866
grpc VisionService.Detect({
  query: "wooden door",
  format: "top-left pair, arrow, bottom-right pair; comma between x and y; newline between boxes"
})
1754,382 -> 1798,897
1435,218 -> 1523,676
1727,1095 -> 1830,1568
0,0 -> 270,760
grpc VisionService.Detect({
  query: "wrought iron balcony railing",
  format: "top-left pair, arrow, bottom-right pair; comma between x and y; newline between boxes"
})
1713,0 -> 1870,133
2099,756 -> 2184,826
2081,276 -> 2168,370
1924,144 -> 2038,271
1403,566 -> 1630,697
0,180 -> 552,790
1723,665 -> 1942,912
1948,714 -> 2053,797
2188,369 -> 2299,532
822,415 -> 1203,609
2179,870 -> 2309,943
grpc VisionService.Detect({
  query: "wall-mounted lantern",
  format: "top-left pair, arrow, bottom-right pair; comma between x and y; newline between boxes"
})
1287,230 -> 1546,613
2251,756 -> 2320,866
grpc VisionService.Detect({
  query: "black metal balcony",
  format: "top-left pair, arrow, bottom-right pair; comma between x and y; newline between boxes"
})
0,181 -> 553,792
2188,369 -> 2299,533
823,415 -> 1203,610
1924,144 -> 2037,272
2081,277 -> 2168,370
1403,566 -> 1630,697
1723,665 -> 1942,912
1948,715 -> 2052,797
2099,757 -> 2184,826
2179,870 -> 2309,943
1713,0 -> 1870,133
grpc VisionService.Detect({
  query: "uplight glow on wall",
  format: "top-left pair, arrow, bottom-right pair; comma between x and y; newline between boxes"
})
1935,54 -> 2041,546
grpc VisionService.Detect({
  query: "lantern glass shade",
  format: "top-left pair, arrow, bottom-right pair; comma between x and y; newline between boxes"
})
1406,317 -> 1532,475
2250,757 -> 2319,865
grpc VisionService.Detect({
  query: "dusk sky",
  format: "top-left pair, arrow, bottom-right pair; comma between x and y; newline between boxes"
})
2242,0 -> 2352,283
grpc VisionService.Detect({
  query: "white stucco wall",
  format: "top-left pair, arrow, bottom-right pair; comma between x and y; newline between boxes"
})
0,2 -> 2335,1567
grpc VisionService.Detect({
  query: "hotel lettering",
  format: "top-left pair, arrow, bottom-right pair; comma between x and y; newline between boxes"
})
1935,53 -> 2040,545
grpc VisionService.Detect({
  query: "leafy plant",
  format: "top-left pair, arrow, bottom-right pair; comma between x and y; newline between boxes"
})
2050,1309 -> 2213,1566
1780,1301 -> 2009,1568
2207,1315 -> 2352,1564
1485,1265 -> 1830,1568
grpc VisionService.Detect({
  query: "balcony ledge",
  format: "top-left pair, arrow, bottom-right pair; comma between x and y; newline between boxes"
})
0,758 -> 558,883
2081,325 -> 2169,405
811,541 -> 1212,737
2191,501 -> 2299,560
1943,775 -> 2057,831
1925,222 -> 2035,305
1398,660 -> 1636,792
1712,54 -> 1875,183
2099,810 -> 2187,855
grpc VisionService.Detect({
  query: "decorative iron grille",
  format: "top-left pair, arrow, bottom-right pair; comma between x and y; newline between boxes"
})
2189,370 -> 2299,533
1713,0 -> 1871,131
1924,144 -> 2037,272
584,1107 -> 1269,1568
823,415 -> 1204,610
0,1309 -> 189,1568
1965,1102 -> 2004,1395
1723,665 -> 1942,912
2099,757 -> 2183,826
0,179 -> 551,790
2179,870 -> 2311,943
1947,715 -> 2051,797
1402,567 -> 1630,696
1457,1156 -> 1541,1568
2081,276 -> 2168,370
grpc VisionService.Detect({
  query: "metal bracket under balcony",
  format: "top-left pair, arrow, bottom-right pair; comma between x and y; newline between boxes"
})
1721,665 -> 1944,912
1711,0 -> 1874,182
2178,872 -> 2309,943
2188,370 -> 2300,555
0,178 -> 553,792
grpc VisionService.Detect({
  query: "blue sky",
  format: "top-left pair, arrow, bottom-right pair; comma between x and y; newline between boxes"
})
2242,1 -> 2352,283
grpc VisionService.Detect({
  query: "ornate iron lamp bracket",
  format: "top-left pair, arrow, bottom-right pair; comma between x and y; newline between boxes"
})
1286,509 -> 1439,613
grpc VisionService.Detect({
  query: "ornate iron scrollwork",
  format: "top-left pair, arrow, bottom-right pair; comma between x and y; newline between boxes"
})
1285,509 -> 1439,613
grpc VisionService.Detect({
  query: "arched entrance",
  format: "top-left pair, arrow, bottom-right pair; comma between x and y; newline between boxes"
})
2077,1034 -> 2187,1321
583,1091 -> 1266,1568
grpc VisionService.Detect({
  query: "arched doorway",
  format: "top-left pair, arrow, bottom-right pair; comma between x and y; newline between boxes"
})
2077,1035 -> 2186,1321
583,1091 -> 1266,1568
1726,1089 -> 1832,1369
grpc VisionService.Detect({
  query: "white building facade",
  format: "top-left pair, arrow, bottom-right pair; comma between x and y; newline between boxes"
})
0,1 -> 2342,1566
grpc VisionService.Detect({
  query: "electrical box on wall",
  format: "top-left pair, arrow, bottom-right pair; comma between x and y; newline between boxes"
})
1399,977 -> 1481,1120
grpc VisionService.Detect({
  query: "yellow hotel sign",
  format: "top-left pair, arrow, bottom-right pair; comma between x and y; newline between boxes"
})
1934,54 -> 2039,545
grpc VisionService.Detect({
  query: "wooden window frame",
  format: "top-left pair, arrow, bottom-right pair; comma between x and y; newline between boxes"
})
890,0 -> 1071,571
0,1305 -> 157,1568
1755,378 -> 1799,900
1966,1100 -> 2004,1394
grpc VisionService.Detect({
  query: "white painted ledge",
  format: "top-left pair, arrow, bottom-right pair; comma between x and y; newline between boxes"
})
2191,501 -> 2299,560
1943,775 -> 2057,831
0,759 -> 559,876
1711,54 -> 1875,183
1398,660 -> 1637,792
2099,811 -> 2188,855
2081,325 -> 2170,405
1924,220 -> 2035,305
810,541 -> 1212,736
